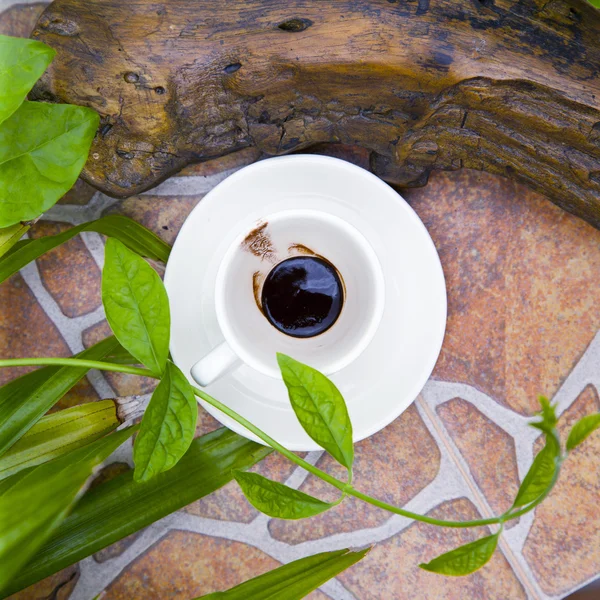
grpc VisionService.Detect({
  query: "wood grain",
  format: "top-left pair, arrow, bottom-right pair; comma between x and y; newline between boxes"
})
30,0 -> 600,227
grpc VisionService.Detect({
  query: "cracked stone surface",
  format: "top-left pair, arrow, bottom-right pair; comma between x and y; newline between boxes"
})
2,3 -> 600,598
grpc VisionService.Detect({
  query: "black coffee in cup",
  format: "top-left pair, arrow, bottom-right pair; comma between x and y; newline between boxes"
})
261,256 -> 343,338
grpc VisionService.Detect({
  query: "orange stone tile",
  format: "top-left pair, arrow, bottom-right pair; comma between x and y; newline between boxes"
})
102,531 -> 328,599
6,565 -> 78,600
58,178 -> 97,206
437,398 -> 520,518
523,385 -> 600,596
185,450 -> 299,523
0,274 -> 68,384
29,221 -> 101,318
0,273 -> 98,406
0,3 -> 47,37
105,195 -> 201,246
405,169 -> 600,414
270,403 -> 440,544
339,498 -> 526,600
82,321 -> 157,397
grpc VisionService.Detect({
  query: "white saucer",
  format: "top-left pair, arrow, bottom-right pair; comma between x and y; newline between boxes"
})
164,155 -> 447,450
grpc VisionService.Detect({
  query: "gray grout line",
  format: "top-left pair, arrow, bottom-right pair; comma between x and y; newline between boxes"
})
417,396 -> 544,600
423,380 -> 535,442
43,193 -> 121,225
69,517 -> 179,600
140,168 -> 242,196
419,331 -> 600,600
80,231 -> 107,270
0,0 -> 40,8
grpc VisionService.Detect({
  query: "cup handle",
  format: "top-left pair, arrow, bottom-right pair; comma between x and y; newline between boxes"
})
190,342 -> 240,387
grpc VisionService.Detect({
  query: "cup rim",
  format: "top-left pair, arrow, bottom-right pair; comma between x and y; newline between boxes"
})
214,208 -> 386,378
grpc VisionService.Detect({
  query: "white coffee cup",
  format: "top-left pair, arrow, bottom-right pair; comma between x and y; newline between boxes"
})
190,209 -> 385,386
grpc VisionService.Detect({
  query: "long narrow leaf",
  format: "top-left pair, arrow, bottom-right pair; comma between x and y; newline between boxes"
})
0,215 -> 170,283
3,428 -> 271,597
0,426 -> 135,592
0,222 -> 29,259
0,336 -> 121,457
197,548 -> 370,599
0,400 -> 120,481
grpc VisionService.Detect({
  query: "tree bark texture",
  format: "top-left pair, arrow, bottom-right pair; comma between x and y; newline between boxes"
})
30,0 -> 600,228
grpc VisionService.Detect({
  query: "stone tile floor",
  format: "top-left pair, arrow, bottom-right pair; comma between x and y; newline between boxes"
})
2,2 -> 600,599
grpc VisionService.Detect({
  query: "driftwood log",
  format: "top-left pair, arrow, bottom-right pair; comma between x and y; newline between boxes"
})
31,0 -> 600,228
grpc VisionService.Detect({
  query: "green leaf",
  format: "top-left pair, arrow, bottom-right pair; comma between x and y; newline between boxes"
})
103,345 -> 139,365
532,396 -> 558,433
102,238 -> 170,376
588,0 -> 600,7
0,35 -> 55,125
566,413 -> 600,451
197,548 -> 369,599
0,101 -> 99,227
4,428 -> 271,597
0,215 -> 171,283
234,471 -> 333,519
133,361 -> 197,482
510,396 -> 562,509
277,354 -> 353,469
0,336 -> 121,457
0,426 -> 134,592
0,400 -> 120,481
419,532 -> 500,576
0,222 -> 30,259
512,443 -> 559,508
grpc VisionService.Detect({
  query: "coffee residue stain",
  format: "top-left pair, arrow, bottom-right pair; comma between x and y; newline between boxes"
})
241,222 -> 275,262
288,243 -> 315,256
252,270 -> 265,314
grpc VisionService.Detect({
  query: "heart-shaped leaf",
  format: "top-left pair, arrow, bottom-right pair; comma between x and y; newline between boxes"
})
102,238 -> 170,376
566,413 -> 600,451
419,532 -> 500,576
234,470 -> 333,519
0,102 -> 99,227
133,361 -> 197,482
277,354 -> 353,469
0,35 -> 55,125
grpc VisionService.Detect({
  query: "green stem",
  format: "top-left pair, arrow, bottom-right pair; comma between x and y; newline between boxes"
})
0,357 -> 153,378
0,355 -> 556,529
192,386 -> 501,528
